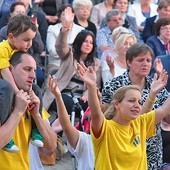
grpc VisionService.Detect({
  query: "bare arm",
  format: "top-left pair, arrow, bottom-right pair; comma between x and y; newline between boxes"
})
48,76 -> 79,149
155,97 -> 170,125
55,7 -> 74,60
0,90 -> 29,148
140,70 -> 168,114
1,68 -> 19,93
77,63 -> 104,138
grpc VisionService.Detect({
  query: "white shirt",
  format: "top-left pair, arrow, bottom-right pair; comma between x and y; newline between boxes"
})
67,131 -> 94,170
46,23 -> 84,68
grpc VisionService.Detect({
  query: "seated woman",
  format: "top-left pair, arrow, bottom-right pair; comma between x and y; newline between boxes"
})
128,0 -> 158,36
101,26 -> 136,84
43,7 -> 101,117
146,17 -> 170,59
72,0 -> 97,36
90,0 -> 114,30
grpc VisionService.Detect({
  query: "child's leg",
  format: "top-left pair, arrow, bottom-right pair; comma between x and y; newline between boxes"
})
30,84 -> 43,147
0,79 -> 19,152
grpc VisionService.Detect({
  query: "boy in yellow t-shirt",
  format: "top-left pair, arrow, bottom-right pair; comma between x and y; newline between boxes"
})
0,14 -> 43,152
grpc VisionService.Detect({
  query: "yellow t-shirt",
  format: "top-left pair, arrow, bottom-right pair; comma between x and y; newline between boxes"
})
0,108 -> 49,170
91,110 -> 156,170
0,40 -> 17,69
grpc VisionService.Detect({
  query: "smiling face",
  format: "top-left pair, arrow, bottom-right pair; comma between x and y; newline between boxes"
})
11,54 -> 36,92
115,89 -> 142,124
80,35 -> 93,57
8,29 -> 36,52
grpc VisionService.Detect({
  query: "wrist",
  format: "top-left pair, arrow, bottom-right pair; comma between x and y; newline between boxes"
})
148,95 -> 157,103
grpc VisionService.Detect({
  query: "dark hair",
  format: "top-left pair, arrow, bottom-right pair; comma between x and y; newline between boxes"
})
126,43 -> 154,62
57,4 -> 74,18
72,30 -> 96,67
10,51 -> 34,66
155,17 -> 170,36
7,14 -> 37,36
10,2 -> 25,13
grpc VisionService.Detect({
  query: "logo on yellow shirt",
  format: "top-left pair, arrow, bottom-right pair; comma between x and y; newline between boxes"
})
131,133 -> 140,146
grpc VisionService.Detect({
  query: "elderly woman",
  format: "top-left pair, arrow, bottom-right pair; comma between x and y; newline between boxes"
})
128,0 -> 158,33
101,26 -> 136,84
146,17 -> 170,58
72,0 -> 97,36
43,7 -> 101,117
102,43 -> 170,169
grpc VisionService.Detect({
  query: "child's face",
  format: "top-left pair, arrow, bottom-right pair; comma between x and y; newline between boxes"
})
9,29 -> 36,52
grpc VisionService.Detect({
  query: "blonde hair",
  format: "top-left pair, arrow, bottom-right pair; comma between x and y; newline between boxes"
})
112,26 -> 137,51
72,0 -> 93,10
104,85 -> 141,120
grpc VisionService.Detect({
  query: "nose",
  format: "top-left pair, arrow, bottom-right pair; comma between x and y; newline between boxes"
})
28,40 -> 32,48
30,70 -> 36,80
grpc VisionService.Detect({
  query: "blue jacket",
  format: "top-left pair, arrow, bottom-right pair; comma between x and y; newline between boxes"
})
157,55 -> 170,92
142,15 -> 157,42
146,35 -> 167,59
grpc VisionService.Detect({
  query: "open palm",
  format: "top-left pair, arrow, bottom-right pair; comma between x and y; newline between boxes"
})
77,63 -> 96,87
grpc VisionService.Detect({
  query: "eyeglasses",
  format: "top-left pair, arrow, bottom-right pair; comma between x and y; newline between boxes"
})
161,26 -> 170,31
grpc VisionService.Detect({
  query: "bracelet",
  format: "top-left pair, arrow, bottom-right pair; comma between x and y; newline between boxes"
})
148,95 -> 157,103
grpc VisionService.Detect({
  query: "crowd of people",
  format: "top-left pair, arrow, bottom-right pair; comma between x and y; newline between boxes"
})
0,0 -> 170,170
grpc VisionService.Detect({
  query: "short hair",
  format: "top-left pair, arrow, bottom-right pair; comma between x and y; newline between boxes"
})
112,26 -> 136,50
10,2 -> 25,13
104,85 -> 141,120
57,4 -> 74,18
158,0 -> 170,9
126,43 -> 154,62
105,9 -> 122,22
7,14 -> 37,36
72,0 -> 93,10
9,51 -> 34,67
155,17 -> 170,36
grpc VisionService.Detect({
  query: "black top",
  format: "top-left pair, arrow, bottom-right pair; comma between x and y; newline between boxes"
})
161,128 -> 170,163
74,17 -> 97,37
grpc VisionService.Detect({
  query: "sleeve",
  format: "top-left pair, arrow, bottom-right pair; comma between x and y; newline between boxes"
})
67,131 -> 91,159
101,53 -> 113,85
46,26 -> 59,60
102,78 -> 117,104
90,6 -> 100,30
96,29 -> 108,49
140,110 -> 156,139
55,30 -> 71,60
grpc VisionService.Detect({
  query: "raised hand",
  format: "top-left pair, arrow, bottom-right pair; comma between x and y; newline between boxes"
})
61,6 -> 74,29
150,70 -> 168,99
106,55 -> 115,76
77,63 -> 96,88
48,75 -> 61,97
154,58 -> 163,75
